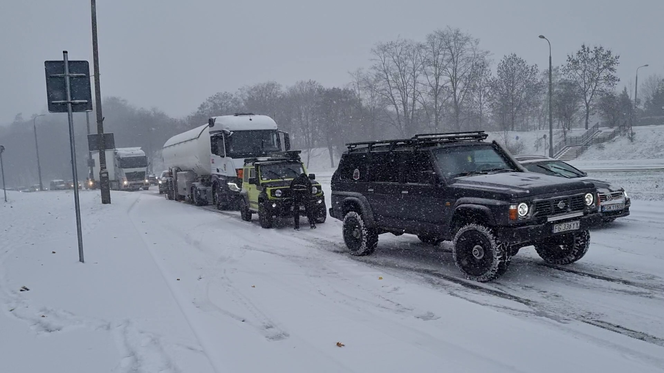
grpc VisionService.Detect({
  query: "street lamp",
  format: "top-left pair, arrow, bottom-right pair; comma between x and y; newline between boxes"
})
634,64 -> 649,128
539,35 -> 553,158
32,114 -> 46,191
0,145 -> 7,202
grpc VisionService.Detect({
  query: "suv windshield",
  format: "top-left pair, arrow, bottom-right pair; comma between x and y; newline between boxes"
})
259,162 -> 304,180
524,161 -> 585,178
118,156 -> 148,168
225,130 -> 281,158
432,145 -> 515,179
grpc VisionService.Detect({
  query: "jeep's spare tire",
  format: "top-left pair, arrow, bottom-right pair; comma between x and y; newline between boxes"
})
342,211 -> 378,256
452,224 -> 509,282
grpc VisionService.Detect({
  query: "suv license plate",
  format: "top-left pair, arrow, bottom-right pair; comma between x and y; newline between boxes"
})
553,220 -> 580,234
602,203 -> 624,212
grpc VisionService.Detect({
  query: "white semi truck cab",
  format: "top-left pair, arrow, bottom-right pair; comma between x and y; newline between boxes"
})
90,147 -> 149,191
162,113 -> 290,208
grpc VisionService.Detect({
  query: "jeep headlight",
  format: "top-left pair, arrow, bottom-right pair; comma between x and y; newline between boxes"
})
517,202 -> 529,217
274,189 -> 283,197
227,182 -> 241,192
623,190 -> 629,199
312,186 -> 318,194
584,193 -> 594,206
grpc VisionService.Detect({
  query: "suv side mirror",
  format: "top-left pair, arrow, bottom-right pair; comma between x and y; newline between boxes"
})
308,173 -> 316,180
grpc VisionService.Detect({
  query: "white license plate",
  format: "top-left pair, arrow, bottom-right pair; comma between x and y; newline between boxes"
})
553,220 -> 580,234
602,203 -> 624,212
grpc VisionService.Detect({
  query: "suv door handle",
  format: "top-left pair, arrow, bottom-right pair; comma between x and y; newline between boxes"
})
401,190 -> 409,194
368,188 -> 374,192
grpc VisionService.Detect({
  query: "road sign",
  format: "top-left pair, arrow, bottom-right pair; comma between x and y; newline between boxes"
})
45,60 -> 93,113
88,133 -> 115,151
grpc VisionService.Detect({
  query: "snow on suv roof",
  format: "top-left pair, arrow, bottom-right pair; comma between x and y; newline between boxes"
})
514,154 -> 554,163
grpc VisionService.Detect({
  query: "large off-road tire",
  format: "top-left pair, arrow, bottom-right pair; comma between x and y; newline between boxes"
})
418,234 -> 442,245
342,211 -> 378,256
240,198 -> 252,222
315,207 -> 327,224
258,202 -> 273,229
452,224 -> 510,282
534,230 -> 590,265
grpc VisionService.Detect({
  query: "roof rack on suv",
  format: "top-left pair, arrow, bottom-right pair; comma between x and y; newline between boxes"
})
346,131 -> 488,151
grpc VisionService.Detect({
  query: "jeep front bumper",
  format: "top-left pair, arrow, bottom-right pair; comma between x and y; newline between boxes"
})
496,212 -> 603,246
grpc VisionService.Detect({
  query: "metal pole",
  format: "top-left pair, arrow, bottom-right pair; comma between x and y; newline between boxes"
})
86,111 -> 94,182
0,145 -> 6,203
633,64 -> 649,137
539,35 -> 553,158
32,114 -> 45,191
64,51 -> 85,263
91,0 -> 111,204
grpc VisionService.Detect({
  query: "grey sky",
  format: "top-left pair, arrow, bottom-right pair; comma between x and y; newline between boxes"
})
1,0 -> 662,124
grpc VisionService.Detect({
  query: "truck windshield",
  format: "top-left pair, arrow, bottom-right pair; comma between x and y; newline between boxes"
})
225,130 -> 280,158
118,156 -> 148,168
259,162 -> 304,180
432,145 -> 515,179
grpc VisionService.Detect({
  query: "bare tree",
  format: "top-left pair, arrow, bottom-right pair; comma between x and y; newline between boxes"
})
438,27 -> 488,131
563,44 -> 620,129
420,31 -> 450,132
467,57 -> 493,129
285,80 -> 323,167
554,79 -> 583,139
489,54 -> 542,132
348,69 -> 387,140
370,38 -> 424,136
187,91 -> 243,127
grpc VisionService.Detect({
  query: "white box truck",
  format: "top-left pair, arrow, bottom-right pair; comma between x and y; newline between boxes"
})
162,113 -> 289,208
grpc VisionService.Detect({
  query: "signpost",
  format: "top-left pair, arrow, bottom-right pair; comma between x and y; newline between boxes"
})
0,145 -> 6,203
44,51 -> 91,263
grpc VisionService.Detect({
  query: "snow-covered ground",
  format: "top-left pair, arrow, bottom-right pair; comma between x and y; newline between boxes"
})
2,181 -> 664,372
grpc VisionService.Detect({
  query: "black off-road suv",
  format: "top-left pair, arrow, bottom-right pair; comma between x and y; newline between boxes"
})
329,132 -> 603,282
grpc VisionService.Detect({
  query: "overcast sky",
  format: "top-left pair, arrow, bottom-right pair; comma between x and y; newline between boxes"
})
1,0 -> 662,125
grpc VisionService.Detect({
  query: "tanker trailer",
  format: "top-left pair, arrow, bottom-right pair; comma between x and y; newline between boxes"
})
162,113 -> 290,208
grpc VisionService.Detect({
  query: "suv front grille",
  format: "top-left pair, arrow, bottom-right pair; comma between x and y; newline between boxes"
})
599,192 -> 624,202
534,195 -> 586,217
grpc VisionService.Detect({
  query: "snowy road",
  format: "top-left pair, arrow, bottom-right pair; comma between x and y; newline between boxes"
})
2,185 -> 664,372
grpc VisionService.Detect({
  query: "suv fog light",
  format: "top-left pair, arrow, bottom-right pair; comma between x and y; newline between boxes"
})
517,202 -> 529,217
584,193 -> 594,206
317,199 -> 323,204
272,203 -> 277,208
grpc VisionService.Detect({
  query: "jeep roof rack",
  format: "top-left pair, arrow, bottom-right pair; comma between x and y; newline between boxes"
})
346,131 -> 488,151
243,150 -> 302,165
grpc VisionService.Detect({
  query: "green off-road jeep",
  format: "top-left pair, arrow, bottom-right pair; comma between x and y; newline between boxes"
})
239,151 -> 327,228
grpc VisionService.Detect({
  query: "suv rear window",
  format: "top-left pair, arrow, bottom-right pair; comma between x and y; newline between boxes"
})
335,153 -> 368,182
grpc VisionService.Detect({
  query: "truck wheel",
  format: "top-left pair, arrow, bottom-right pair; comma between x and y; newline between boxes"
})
418,235 -> 442,245
240,199 -> 252,221
452,224 -> 510,282
534,230 -> 590,265
258,203 -> 273,228
342,211 -> 378,256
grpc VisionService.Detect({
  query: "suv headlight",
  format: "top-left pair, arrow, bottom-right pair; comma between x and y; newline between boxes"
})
517,202 -> 529,217
584,193 -> 594,206
274,189 -> 283,197
312,186 -> 318,194
623,190 -> 629,199
227,182 -> 241,192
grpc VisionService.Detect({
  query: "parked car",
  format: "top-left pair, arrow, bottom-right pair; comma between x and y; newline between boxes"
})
157,170 -> 170,194
514,155 -> 630,223
329,131 -> 603,282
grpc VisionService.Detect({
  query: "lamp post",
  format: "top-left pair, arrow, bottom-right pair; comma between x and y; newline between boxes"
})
32,114 -> 46,191
634,64 -> 649,132
539,35 -> 553,158
0,145 -> 7,202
